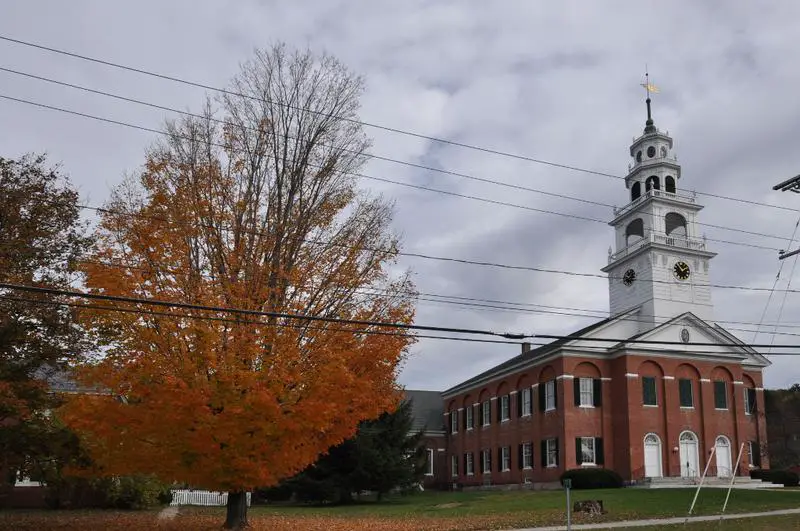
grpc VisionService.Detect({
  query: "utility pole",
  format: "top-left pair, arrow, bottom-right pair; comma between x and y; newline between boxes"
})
772,175 -> 800,260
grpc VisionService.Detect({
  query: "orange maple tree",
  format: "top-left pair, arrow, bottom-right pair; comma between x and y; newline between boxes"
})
60,45 -> 415,529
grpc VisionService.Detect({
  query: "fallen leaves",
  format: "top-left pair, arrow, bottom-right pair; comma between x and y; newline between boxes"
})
0,510 -> 571,531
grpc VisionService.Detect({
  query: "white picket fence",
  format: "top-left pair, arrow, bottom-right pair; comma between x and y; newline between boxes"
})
170,489 -> 251,507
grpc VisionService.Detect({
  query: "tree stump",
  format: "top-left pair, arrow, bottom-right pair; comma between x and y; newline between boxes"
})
573,500 -> 604,516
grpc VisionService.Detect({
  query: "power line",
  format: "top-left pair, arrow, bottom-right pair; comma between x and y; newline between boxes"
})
0,92 -> 784,255
0,282 -> 529,339
0,66 -> 787,244
1,33 -> 796,215
7,292 -> 800,355
11,251 -> 799,338
2,282 -> 798,349
0,294 -> 521,346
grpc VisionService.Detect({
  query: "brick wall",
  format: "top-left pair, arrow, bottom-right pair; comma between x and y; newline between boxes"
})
444,352 -> 767,486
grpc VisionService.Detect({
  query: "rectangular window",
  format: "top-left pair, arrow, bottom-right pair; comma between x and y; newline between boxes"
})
466,406 -> 474,429
451,454 -> 458,477
745,388 -> 756,415
501,446 -> 511,471
545,380 -> 556,411
749,441 -> 761,468
482,400 -> 491,426
580,437 -> 596,465
679,378 -> 694,407
521,388 -> 532,416
465,453 -> 474,475
546,438 -> 558,467
450,410 -> 459,433
500,395 -> 510,421
522,442 -> 533,469
481,449 -> 492,473
642,376 -> 657,406
425,448 -> 434,476
714,381 -> 728,409
579,378 -> 594,407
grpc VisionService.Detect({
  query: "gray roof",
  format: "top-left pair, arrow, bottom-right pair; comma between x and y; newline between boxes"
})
33,365 -> 101,394
442,315 -> 615,397
404,389 -> 445,435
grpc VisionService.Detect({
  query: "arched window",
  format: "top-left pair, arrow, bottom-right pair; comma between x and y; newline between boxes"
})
665,212 -> 687,237
665,176 -> 676,194
631,182 -> 641,201
636,151 -> 642,163
645,175 -> 660,192
626,218 -> 644,245
680,431 -> 697,443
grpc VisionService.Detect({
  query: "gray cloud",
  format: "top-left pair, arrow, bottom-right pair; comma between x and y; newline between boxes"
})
2,0 -> 800,391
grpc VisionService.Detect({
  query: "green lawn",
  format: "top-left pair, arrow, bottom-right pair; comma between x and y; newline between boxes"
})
4,488 -> 800,530
243,487 -> 800,520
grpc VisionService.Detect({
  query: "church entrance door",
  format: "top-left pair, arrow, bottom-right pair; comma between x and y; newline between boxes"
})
644,434 -> 662,478
679,431 -> 699,478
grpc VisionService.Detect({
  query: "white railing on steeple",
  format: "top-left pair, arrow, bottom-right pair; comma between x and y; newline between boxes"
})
609,231 -> 707,262
613,189 -> 697,218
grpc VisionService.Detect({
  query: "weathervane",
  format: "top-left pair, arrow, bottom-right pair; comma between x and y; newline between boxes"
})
640,67 -> 660,133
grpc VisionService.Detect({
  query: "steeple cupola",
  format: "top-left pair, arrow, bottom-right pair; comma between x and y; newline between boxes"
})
601,77 -> 717,330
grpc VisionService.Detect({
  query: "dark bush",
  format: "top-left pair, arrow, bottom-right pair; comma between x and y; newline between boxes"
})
751,469 -> 799,487
560,468 -> 624,490
253,483 -> 294,504
44,474 -> 173,509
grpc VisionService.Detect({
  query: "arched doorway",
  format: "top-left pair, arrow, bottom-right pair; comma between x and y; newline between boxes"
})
679,431 -> 699,478
644,433 -> 663,478
715,436 -> 732,478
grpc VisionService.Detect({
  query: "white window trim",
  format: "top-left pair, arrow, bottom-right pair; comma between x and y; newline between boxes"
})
580,437 -> 596,466
546,438 -> 558,468
482,449 -> 491,474
521,388 -> 532,417
501,395 -> 511,422
744,388 -> 754,416
579,377 -> 594,408
482,400 -> 491,426
466,407 -> 474,429
451,455 -> 458,477
466,453 -> 474,476
425,448 -> 434,476
501,446 -> 511,472
545,380 -> 556,412
522,442 -> 533,470
450,411 -> 459,434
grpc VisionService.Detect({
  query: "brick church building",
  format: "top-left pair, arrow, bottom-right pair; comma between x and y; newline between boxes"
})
420,95 -> 770,489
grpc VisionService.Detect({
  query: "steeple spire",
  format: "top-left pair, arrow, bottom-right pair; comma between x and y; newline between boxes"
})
641,70 -> 659,134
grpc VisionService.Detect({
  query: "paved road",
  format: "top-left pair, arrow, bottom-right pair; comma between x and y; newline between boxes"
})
509,507 -> 800,530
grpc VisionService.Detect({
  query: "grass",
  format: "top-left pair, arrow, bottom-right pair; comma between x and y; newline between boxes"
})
2,488 -> 800,530
243,488 -> 800,518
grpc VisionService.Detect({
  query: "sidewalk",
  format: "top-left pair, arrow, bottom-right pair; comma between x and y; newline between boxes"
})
510,507 -> 800,530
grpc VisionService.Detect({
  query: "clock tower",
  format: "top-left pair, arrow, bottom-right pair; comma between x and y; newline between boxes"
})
601,91 -> 716,329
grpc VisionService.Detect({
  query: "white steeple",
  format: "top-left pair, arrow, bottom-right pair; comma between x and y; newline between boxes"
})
601,87 -> 716,330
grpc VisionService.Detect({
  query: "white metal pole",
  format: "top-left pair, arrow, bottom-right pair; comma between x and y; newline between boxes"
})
721,443 -> 746,516
687,446 -> 716,519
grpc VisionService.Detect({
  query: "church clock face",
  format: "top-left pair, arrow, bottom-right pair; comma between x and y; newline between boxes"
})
622,268 -> 636,286
673,261 -> 691,281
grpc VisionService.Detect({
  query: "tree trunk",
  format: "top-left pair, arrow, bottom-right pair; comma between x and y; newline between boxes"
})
223,491 -> 249,529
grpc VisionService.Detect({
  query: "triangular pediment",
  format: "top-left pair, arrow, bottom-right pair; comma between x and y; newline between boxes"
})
562,311 -> 770,367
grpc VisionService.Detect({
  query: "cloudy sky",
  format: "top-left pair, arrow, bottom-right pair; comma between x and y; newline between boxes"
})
2,1 -> 800,390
